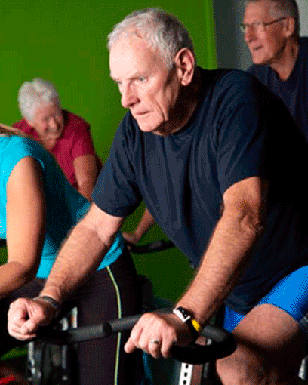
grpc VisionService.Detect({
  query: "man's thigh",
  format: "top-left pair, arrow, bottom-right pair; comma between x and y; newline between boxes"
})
217,264 -> 308,385
217,304 -> 307,384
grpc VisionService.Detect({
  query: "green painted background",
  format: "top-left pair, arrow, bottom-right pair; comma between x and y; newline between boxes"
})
0,0 -> 216,302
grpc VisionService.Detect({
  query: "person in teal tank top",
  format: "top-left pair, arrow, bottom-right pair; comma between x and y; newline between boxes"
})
0,125 -> 142,385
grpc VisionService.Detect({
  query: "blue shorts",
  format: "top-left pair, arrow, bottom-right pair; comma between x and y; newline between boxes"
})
223,266 -> 308,338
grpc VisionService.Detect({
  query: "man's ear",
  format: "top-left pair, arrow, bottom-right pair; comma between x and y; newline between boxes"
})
173,48 -> 195,86
283,17 -> 296,38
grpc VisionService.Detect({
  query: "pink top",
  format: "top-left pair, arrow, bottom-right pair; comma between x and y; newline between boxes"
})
13,110 -> 96,188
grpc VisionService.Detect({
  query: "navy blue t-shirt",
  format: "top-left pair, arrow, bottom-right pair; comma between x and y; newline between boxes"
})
249,37 -> 308,141
93,68 -> 308,313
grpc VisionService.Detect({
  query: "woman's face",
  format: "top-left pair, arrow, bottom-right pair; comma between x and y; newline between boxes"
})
28,102 -> 64,142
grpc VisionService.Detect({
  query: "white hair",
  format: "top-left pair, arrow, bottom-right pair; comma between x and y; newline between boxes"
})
107,8 -> 195,69
18,78 -> 61,122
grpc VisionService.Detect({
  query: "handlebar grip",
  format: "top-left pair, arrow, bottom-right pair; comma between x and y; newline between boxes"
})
35,315 -> 141,344
128,240 -> 175,254
0,239 -> 6,248
35,314 -> 236,364
171,325 -> 236,364
36,322 -> 113,345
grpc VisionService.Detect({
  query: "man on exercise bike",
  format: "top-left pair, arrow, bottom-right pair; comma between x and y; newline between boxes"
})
8,8 -> 308,385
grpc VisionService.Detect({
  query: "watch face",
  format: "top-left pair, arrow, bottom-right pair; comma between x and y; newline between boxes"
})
173,307 -> 200,340
173,307 -> 191,322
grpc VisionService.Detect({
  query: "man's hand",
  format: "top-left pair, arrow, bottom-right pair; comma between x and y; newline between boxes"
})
8,297 -> 56,340
124,312 -> 193,359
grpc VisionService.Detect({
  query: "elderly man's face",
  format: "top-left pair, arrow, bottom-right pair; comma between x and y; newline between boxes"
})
109,36 -> 182,135
243,0 -> 289,66
29,102 -> 64,141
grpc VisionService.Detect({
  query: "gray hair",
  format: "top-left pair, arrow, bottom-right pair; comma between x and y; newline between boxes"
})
107,8 -> 195,69
245,0 -> 300,37
18,78 -> 61,122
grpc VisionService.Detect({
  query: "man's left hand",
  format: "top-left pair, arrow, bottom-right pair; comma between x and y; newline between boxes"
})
124,312 -> 193,359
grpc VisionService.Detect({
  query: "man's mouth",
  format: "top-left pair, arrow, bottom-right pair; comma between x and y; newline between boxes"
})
133,111 -> 149,118
250,46 -> 262,53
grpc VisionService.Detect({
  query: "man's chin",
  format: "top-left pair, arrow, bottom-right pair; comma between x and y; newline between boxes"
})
251,52 -> 267,66
137,120 -> 160,133
138,126 -> 161,135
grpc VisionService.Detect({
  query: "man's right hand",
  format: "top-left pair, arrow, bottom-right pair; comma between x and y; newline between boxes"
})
8,297 -> 56,340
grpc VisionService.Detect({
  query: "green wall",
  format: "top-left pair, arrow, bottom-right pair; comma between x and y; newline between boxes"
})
0,0 -> 216,302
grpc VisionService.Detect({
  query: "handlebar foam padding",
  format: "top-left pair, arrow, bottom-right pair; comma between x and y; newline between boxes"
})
35,313 -> 236,364
128,240 -> 175,254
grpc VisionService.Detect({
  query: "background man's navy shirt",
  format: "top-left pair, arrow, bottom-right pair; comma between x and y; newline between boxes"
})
249,37 -> 308,141
93,68 -> 308,313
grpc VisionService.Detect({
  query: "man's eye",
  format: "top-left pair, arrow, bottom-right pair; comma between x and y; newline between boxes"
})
252,22 -> 261,28
138,77 -> 146,83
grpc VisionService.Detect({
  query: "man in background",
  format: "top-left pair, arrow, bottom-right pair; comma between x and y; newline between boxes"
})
242,0 -> 308,140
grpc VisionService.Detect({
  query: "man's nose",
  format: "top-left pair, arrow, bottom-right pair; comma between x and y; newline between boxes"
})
121,83 -> 138,108
244,25 -> 257,44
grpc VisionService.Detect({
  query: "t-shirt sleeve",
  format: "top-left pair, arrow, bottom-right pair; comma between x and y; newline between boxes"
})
214,73 -> 270,195
92,117 -> 142,217
0,138 -> 34,197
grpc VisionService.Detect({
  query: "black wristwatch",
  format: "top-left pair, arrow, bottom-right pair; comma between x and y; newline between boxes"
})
173,306 -> 202,340
34,295 -> 61,317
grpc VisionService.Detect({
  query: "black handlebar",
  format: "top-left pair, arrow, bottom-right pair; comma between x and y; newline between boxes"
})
35,311 -> 236,365
127,239 -> 175,254
0,239 -> 6,248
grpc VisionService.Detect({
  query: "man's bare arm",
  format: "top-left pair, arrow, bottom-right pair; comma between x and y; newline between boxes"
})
40,203 -> 125,302
125,176 -> 268,357
122,208 -> 156,245
177,176 -> 268,325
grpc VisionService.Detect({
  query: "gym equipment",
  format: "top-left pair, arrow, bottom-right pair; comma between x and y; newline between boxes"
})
128,239 -> 175,254
34,312 -> 236,364
29,310 -> 236,385
23,239 -> 236,385
27,308 -> 78,384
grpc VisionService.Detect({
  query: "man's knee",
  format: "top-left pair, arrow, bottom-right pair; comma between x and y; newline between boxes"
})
216,348 -> 267,385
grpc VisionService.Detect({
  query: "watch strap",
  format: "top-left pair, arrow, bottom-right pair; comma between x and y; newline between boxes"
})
34,295 -> 60,314
173,306 -> 202,340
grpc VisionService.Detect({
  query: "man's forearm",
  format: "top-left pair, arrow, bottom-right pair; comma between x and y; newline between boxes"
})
134,208 -> 156,241
40,220 -> 112,302
177,210 -> 261,325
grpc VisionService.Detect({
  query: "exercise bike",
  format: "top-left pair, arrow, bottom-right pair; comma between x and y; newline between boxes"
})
27,308 -> 236,385
24,239 -> 236,385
